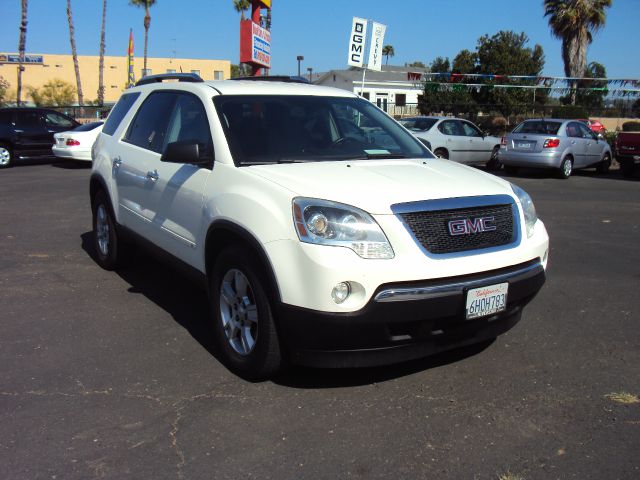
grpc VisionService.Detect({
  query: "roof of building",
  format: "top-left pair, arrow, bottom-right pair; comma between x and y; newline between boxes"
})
314,65 -> 428,86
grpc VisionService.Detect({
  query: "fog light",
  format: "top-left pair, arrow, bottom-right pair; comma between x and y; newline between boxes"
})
331,282 -> 351,304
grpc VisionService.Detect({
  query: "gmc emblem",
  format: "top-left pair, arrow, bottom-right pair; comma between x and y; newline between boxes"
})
448,216 -> 497,236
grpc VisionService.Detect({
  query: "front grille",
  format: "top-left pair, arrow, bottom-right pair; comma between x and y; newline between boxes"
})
400,204 -> 515,254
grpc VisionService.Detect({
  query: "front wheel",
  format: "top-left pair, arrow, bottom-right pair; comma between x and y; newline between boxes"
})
211,247 -> 282,380
559,157 -> 573,179
486,147 -> 502,171
596,153 -> 611,174
0,143 -> 13,168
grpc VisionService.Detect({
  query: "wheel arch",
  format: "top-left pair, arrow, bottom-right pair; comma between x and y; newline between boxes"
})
89,174 -> 111,211
204,220 -> 282,304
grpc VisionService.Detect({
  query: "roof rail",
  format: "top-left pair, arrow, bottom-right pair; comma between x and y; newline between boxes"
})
135,73 -> 203,86
230,75 -> 310,84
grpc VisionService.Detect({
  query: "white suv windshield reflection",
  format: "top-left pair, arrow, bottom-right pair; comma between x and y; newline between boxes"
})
215,95 -> 432,165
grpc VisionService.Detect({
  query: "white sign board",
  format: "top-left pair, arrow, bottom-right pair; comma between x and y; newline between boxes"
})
367,22 -> 386,71
347,17 -> 368,68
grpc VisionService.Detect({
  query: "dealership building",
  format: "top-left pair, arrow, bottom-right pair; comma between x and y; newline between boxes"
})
0,53 -> 231,104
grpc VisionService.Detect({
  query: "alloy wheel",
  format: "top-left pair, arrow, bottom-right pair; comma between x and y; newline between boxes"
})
219,269 -> 259,356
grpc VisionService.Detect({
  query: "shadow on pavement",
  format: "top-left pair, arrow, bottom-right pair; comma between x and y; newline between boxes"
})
51,159 -> 92,169
80,231 -> 495,387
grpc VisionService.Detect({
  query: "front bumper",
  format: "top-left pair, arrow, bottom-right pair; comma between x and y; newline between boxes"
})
277,259 -> 546,368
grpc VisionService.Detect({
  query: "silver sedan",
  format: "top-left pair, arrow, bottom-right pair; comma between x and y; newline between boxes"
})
399,116 -> 502,170
498,119 -> 612,179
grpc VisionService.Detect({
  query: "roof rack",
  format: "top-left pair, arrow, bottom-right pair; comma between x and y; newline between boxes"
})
135,73 -> 203,86
230,75 -> 310,84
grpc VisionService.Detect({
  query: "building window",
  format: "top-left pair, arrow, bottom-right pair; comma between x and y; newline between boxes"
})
214,70 -> 223,80
396,94 -> 406,107
361,92 -> 370,100
166,69 -> 176,74
141,68 -> 152,77
191,69 -> 200,76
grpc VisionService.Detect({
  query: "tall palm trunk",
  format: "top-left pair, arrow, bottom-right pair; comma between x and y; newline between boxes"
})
66,0 -> 84,106
97,0 -> 107,106
17,0 -> 28,106
143,2 -> 150,74
562,30 -> 589,105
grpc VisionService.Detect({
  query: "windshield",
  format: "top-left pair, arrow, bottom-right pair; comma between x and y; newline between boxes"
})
214,95 -> 432,165
513,120 -> 561,135
399,118 -> 437,132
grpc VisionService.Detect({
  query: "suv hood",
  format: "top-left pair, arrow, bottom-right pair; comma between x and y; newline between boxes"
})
247,159 -> 514,214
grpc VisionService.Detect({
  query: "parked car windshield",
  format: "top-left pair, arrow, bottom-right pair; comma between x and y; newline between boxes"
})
513,120 -> 562,135
214,95 -> 432,165
399,118 -> 438,132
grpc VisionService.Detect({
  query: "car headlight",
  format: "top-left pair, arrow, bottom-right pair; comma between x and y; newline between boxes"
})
511,184 -> 537,238
292,198 -> 394,259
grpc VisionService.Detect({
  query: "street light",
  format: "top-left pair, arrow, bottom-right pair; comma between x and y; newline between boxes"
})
296,55 -> 304,77
307,67 -> 313,83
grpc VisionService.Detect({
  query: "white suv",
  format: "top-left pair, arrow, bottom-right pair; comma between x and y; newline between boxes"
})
90,74 -> 549,379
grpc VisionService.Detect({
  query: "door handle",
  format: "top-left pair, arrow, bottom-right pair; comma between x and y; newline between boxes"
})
112,157 -> 122,170
570,141 -> 576,145
146,169 -> 159,182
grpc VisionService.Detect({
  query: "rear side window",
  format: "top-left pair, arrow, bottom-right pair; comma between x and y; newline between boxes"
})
123,91 -> 177,153
44,112 -> 75,128
15,111 -> 43,128
102,92 -> 140,136
514,121 -> 561,135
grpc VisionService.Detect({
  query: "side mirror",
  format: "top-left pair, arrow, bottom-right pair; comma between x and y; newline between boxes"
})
597,133 -> 604,140
161,140 -> 213,166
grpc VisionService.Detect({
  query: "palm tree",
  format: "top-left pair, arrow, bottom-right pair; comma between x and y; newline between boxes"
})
129,0 -> 157,75
66,0 -> 84,106
97,0 -> 107,106
233,0 -> 251,21
544,0 -> 612,104
382,45 -> 395,65
16,0 -> 28,106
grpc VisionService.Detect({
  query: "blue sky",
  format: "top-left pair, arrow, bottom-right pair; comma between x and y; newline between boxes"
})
1,0 -> 639,78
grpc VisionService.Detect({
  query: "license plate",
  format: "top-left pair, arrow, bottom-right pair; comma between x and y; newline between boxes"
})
465,282 -> 508,319
516,141 -> 533,149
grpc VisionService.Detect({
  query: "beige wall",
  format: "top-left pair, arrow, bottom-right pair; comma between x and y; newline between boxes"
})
0,53 -> 231,104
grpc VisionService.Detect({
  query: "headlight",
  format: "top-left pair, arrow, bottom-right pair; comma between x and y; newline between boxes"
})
511,184 -> 537,238
292,198 -> 394,259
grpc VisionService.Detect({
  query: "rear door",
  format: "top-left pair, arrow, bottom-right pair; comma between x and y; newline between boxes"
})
14,110 -> 50,154
115,91 -> 177,236
437,119 -> 469,162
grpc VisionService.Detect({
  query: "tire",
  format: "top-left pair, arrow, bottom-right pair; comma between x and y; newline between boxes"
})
620,160 -> 635,178
433,148 -> 448,159
91,190 -> 127,270
0,143 -> 13,168
486,146 -> 502,171
559,157 -> 573,179
504,165 -> 519,175
211,246 -> 282,380
596,153 -> 611,174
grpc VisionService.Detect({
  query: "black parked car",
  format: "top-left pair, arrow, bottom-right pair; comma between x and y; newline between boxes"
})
0,107 -> 80,167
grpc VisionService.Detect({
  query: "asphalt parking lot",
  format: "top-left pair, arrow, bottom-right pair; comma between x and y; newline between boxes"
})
1,159 -> 638,480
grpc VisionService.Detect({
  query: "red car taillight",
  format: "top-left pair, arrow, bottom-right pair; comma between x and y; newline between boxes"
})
543,138 -> 560,148
500,136 -> 507,146
66,139 -> 81,146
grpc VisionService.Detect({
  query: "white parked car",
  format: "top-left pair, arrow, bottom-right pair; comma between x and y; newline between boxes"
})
90,74 -> 549,379
52,121 -> 103,162
399,116 -> 502,170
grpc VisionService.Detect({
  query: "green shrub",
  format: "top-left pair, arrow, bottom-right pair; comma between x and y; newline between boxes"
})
622,121 -> 640,132
551,105 -> 589,119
